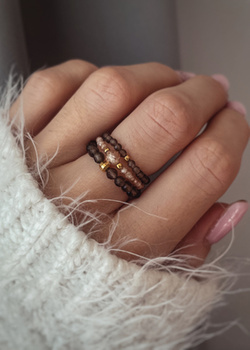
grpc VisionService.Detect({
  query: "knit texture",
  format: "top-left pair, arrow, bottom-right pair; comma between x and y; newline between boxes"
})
0,79 -> 231,350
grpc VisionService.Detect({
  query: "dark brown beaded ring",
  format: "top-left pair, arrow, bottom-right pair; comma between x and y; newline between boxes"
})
114,175 -> 141,198
102,132 -> 150,185
86,140 -> 141,198
86,141 -> 105,163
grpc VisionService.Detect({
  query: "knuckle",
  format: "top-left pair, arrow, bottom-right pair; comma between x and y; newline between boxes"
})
197,74 -> 228,98
142,92 -> 193,146
27,70 -> 58,93
146,61 -> 172,73
64,59 -> 98,73
27,61 -> 98,94
88,66 -> 131,106
190,138 -> 237,195
147,62 -> 179,81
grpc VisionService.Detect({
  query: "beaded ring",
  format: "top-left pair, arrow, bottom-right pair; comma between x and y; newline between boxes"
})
87,134 -> 151,198
102,133 -> 150,185
86,139 -> 142,198
96,137 -> 144,190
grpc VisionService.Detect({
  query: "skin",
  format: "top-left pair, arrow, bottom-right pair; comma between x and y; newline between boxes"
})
10,60 -> 250,266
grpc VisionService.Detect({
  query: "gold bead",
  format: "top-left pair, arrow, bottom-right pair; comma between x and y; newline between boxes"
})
104,148 -> 110,153
124,155 -> 130,161
99,162 -> 110,171
116,163 -> 123,170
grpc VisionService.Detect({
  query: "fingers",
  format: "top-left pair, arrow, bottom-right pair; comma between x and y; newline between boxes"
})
173,203 -> 227,268
10,60 -> 98,135
19,61 -> 249,265
110,107 -> 249,259
111,74 -> 228,174
43,74 -> 229,214
174,201 -> 249,268
30,63 -> 181,166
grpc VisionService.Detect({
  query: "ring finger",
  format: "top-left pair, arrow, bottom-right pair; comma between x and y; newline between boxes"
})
111,106 -> 249,260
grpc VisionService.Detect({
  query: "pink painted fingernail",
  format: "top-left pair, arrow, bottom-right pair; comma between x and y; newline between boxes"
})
206,201 -> 249,244
176,70 -> 196,82
227,101 -> 247,116
211,74 -> 230,91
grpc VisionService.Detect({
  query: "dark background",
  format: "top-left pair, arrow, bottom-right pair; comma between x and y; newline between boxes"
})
20,0 -> 180,71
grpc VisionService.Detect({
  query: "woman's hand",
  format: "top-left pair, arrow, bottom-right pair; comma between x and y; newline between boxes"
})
10,60 -> 249,266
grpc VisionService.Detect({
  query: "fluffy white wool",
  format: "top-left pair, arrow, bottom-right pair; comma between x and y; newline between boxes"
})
0,78 -> 234,350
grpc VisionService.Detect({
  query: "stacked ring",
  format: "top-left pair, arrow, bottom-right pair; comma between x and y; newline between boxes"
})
102,133 -> 150,185
96,137 -> 144,190
86,134 -> 151,198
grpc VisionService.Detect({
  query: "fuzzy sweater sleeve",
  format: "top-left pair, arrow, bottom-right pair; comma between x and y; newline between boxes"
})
0,82 -> 227,350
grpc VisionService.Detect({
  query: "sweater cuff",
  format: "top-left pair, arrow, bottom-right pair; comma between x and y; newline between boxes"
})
0,85 -> 225,350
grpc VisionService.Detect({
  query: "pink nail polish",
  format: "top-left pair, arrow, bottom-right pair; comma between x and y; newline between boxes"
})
176,70 -> 196,82
211,74 -> 230,91
206,201 -> 249,244
227,101 -> 247,116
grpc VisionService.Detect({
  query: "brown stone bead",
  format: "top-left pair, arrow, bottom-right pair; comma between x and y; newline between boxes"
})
94,152 -> 105,163
120,149 -> 127,157
137,171 -> 144,179
110,138 -> 117,146
141,175 -> 150,184
87,144 -> 98,157
114,143 -> 122,151
133,166 -> 141,174
106,168 -> 118,180
130,187 -> 141,198
114,176 -> 126,187
122,181 -> 133,194
128,160 -> 135,168
102,133 -> 112,142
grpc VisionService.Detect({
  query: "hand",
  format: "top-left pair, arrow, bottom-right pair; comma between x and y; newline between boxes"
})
10,60 -> 249,267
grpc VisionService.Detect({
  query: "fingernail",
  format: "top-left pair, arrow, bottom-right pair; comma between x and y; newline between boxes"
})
176,70 -> 196,82
211,74 -> 230,91
227,101 -> 247,116
206,201 -> 249,244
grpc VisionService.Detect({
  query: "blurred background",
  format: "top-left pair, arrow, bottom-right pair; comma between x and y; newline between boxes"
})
0,0 -> 249,348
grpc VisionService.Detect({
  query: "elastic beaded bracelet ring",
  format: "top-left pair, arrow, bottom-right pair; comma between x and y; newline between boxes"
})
86,141 -> 141,198
86,141 -> 105,163
102,133 -> 150,185
96,137 -> 144,190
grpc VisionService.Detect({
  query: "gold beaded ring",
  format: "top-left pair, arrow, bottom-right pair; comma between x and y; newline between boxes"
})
96,137 -> 144,190
86,133 -> 151,198
101,133 -> 150,185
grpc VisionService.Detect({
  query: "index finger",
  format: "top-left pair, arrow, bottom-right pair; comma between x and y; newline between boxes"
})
10,59 -> 98,135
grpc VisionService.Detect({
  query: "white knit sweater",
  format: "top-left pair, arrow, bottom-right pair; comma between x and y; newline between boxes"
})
0,80 -> 230,350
